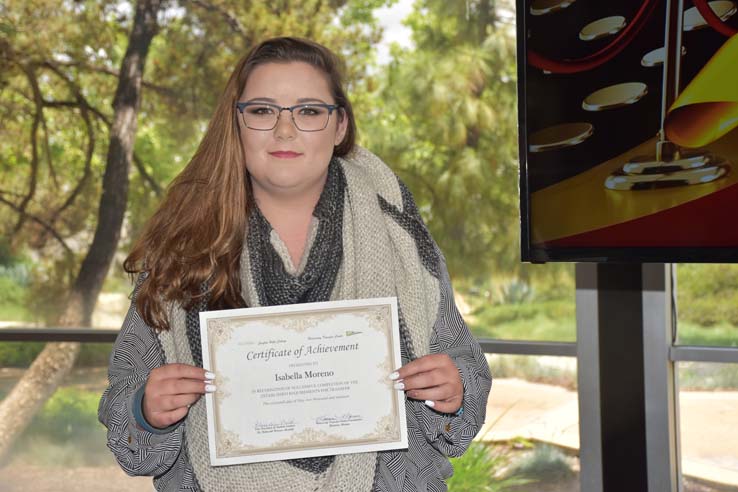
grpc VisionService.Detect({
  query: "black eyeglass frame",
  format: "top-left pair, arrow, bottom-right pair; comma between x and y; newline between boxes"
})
235,102 -> 341,132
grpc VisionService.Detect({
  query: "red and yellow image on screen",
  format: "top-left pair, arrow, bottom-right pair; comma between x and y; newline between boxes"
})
522,0 -> 738,252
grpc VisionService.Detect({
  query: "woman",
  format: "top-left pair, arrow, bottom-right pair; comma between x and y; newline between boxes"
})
99,36 -> 491,492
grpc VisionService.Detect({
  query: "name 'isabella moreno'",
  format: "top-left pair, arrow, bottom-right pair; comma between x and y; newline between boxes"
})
275,370 -> 335,381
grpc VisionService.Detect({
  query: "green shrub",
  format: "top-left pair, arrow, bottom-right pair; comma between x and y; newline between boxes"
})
677,264 -> 738,326
506,444 -> 575,482
678,321 -> 738,347
0,274 -> 32,321
28,387 -> 101,442
0,342 -> 111,367
0,341 -> 45,367
678,290 -> 738,328
469,300 -> 576,342
77,343 -> 113,366
497,280 -> 534,305
448,442 -> 528,492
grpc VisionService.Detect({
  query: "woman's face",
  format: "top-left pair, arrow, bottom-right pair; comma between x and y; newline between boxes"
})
239,61 -> 347,200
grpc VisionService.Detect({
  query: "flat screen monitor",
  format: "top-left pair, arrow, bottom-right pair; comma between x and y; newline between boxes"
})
517,0 -> 738,262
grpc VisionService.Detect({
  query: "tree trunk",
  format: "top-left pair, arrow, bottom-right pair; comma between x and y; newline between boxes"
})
0,0 -> 163,464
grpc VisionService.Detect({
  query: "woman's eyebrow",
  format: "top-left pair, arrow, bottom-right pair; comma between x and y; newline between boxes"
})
243,96 -> 329,104
245,97 -> 278,103
296,97 -> 328,104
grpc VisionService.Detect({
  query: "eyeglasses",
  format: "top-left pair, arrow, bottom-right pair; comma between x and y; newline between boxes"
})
235,102 -> 340,132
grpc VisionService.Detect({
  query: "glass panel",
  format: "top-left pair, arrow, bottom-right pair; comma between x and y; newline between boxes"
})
0,342 -> 153,491
676,264 -> 738,347
449,354 -> 579,491
464,263 -> 576,342
678,362 -> 738,491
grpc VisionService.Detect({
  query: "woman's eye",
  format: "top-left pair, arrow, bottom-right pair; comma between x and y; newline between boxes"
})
247,106 -> 275,115
298,106 -> 324,116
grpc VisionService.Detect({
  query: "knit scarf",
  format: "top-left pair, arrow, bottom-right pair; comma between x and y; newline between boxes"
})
157,147 -> 441,491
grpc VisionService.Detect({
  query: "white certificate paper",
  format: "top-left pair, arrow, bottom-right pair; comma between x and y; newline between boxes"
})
199,297 -> 408,466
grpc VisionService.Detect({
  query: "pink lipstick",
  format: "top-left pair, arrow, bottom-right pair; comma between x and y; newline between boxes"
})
269,151 -> 302,159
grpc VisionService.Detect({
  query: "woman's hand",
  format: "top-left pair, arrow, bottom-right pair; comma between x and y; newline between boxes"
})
143,363 -> 215,429
392,354 -> 463,413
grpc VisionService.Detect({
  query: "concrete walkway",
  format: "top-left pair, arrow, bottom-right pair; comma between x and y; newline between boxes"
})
480,378 -> 738,488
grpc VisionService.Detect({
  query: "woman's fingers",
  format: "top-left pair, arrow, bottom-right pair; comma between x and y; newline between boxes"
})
405,383 -> 454,402
154,393 -> 202,413
393,354 -> 463,413
151,406 -> 191,428
150,363 -> 213,383
143,363 -> 216,428
155,379 -> 210,398
400,370 -> 445,392
144,387 -> 205,428
395,354 -> 445,380
428,396 -> 463,414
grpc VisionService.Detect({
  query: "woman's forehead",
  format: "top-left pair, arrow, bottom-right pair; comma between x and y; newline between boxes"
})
241,61 -> 332,101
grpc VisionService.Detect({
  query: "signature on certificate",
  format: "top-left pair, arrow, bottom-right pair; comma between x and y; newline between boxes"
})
315,413 -> 364,426
254,419 -> 297,434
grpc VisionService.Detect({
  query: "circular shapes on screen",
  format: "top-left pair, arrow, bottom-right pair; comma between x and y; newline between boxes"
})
641,45 -> 687,67
530,0 -> 576,16
582,82 -> 648,111
683,0 -> 737,31
579,16 -> 627,41
528,122 -> 594,152
605,162 -> 729,190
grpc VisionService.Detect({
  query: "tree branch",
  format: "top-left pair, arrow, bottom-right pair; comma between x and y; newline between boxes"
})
189,0 -> 250,40
43,98 -> 162,197
0,194 -> 73,256
33,64 -> 97,244
39,103 -> 59,189
51,60 -> 178,100
12,64 -> 42,235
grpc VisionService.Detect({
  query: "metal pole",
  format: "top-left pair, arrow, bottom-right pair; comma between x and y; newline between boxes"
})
657,0 -> 685,161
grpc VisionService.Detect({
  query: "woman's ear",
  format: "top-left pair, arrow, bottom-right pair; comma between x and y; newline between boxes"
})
334,109 -> 348,146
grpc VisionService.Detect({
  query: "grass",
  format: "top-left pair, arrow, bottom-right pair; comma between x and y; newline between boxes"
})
468,300 -> 576,342
469,299 -> 737,347
678,321 -> 738,347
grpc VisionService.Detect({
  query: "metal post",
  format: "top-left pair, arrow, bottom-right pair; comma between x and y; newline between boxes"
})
577,263 -> 681,491
576,263 -> 604,492
642,264 -> 682,492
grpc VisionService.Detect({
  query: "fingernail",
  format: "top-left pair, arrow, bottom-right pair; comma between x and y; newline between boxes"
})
393,382 -> 405,390
205,371 -> 216,380
205,384 -> 217,393
388,371 -> 400,380
424,400 -> 435,408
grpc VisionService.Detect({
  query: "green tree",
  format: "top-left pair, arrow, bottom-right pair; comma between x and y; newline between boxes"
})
358,0 -> 521,285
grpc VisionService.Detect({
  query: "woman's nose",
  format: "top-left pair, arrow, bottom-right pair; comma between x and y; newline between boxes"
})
274,109 -> 297,139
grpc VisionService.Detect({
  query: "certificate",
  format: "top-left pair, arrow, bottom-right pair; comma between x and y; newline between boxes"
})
199,297 -> 408,466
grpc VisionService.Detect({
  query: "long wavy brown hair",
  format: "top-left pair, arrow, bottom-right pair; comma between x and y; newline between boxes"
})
124,37 -> 357,330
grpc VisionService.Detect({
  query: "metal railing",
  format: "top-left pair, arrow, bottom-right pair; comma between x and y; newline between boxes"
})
2,328 -> 736,362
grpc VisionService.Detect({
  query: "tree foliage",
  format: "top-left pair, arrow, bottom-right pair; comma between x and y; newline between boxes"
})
0,0 -> 392,321
358,0 -> 520,283
1,0 -> 528,309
